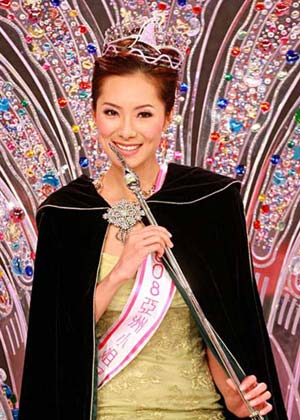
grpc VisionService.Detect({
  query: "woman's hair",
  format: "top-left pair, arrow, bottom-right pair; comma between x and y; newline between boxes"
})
91,40 -> 180,115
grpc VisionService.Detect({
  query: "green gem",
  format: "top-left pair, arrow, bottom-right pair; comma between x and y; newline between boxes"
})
289,168 -> 296,176
287,140 -> 295,148
79,91 -> 88,99
295,108 -> 300,124
17,108 -> 26,116
10,394 -> 17,404
225,74 -> 233,81
277,221 -> 285,231
237,31 -> 247,40
21,99 -> 29,107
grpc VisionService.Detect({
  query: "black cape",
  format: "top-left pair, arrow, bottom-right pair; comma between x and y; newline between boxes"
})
19,162 -> 287,420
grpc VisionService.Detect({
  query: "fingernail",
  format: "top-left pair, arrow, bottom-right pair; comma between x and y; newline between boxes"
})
170,243 -> 174,248
168,232 -> 172,237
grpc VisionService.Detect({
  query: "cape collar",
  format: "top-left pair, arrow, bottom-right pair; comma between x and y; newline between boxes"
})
38,162 -> 241,212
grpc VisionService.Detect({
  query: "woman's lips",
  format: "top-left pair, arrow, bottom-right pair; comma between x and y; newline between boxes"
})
111,141 -> 142,157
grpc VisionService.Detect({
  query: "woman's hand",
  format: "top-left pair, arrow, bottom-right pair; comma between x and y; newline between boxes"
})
110,225 -> 173,286
224,375 -> 272,418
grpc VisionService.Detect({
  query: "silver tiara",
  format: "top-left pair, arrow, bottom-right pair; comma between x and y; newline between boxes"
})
101,6 -> 201,70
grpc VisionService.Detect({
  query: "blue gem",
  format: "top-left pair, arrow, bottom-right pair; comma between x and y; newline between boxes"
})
289,168 -> 296,176
273,171 -> 286,186
42,173 -> 60,187
79,157 -> 89,167
293,146 -> 300,161
25,265 -> 33,277
11,257 -> 23,275
177,0 -> 187,5
229,118 -> 243,133
180,83 -> 188,93
3,384 -> 12,398
286,50 -> 299,64
217,98 -> 229,109
0,98 -> 10,112
87,44 -> 97,55
235,164 -> 246,175
12,408 -> 19,420
270,154 -> 281,164
50,0 -> 62,6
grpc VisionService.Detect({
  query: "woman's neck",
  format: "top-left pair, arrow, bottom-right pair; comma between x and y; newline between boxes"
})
103,160 -> 160,201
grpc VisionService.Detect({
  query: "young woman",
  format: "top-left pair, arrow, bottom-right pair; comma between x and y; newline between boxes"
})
19,34 -> 287,420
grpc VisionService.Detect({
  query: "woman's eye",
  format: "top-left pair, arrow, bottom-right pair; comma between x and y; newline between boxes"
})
103,109 -> 118,116
138,112 -> 152,118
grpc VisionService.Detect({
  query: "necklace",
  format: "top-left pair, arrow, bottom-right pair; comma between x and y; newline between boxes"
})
94,172 -> 157,243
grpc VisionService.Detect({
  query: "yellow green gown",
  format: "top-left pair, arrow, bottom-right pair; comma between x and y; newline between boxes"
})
96,252 -> 226,419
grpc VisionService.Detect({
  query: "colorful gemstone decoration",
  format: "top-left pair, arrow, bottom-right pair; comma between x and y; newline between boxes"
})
235,164 -> 246,175
217,98 -> 229,109
286,50 -> 299,64
79,157 -> 89,167
270,154 -> 281,165
229,119 -> 243,133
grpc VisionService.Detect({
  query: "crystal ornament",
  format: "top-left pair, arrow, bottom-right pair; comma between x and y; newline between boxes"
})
289,256 -> 300,275
103,199 -> 145,243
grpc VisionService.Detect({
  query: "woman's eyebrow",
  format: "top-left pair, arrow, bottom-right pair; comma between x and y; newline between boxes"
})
102,102 -> 155,110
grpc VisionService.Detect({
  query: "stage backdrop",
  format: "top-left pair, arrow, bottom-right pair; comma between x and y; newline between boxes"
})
0,1 -> 300,419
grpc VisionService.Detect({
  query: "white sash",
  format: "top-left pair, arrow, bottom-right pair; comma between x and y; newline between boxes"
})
97,163 -> 176,389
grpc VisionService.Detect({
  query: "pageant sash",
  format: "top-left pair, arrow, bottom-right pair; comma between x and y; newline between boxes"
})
97,163 -> 174,389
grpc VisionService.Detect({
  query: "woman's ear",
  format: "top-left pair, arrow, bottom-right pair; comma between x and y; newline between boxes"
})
163,108 -> 174,131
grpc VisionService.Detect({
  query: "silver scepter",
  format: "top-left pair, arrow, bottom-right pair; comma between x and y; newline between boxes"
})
108,142 -> 264,420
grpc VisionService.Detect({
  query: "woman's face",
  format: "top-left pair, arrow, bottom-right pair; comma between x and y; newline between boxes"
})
94,72 -> 171,171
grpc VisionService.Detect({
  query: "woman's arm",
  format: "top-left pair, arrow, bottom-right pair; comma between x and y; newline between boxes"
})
206,348 -> 273,418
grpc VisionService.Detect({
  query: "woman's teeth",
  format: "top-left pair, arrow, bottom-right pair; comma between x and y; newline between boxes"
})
114,143 -> 140,151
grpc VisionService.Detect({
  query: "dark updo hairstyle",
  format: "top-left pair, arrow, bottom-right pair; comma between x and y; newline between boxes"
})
91,40 -> 180,115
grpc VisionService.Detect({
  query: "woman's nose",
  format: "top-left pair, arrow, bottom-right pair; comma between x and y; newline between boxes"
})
118,117 -> 137,139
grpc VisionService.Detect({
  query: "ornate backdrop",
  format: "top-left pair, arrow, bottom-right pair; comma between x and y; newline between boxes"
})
0,0 -> 300,419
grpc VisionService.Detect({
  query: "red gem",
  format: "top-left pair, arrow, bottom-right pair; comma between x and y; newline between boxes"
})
9,207 -> 25,223
58,97 -> 68,107
158,2 -> 167,10
0,0 -> 11,10
30,252 -> 36,260
275,2 -> 289,16
260,102 -> 271,112
186,47 -> 191,55
79,25 -> 88,34
255,1 -> 265,11
0,232 -> 4,241
46,149 -> 54,157
25,35 -> 33,43
7,142 -> 15,151
258,39 -> 273,53
261,204 -> 270,214
28,8 -> 42,23
79,81 -> 91,90
192,6 -> 202,14
230,47 -> 241,57
254,220 -> 261,229
210,132 -> 220,142
206,157 -> 214,165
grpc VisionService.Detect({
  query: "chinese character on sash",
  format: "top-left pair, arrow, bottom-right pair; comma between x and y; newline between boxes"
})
101,347 -> 118,367
138,297 -> 158,316
128,314 -> 149,333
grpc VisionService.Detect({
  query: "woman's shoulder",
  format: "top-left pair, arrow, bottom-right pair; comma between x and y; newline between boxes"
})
37,174 -> 102,213
161,162 -> 242,202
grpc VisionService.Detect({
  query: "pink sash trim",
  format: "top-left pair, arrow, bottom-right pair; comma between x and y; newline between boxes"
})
97,163 -> 175,389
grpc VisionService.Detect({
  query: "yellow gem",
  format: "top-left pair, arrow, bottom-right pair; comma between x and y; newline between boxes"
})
69,9 -> 78,17
25,150 -> 34,158
82,60 -> 93,70
28,25 -> 45,38
72,124 -> 80,133
259,194 -> 266,202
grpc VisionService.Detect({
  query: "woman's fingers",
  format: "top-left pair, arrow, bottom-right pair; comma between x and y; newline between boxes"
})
245,382 -> 267,399
240,375 -> 257,392
260,402 -> 273,415
248,390 -> 272,407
